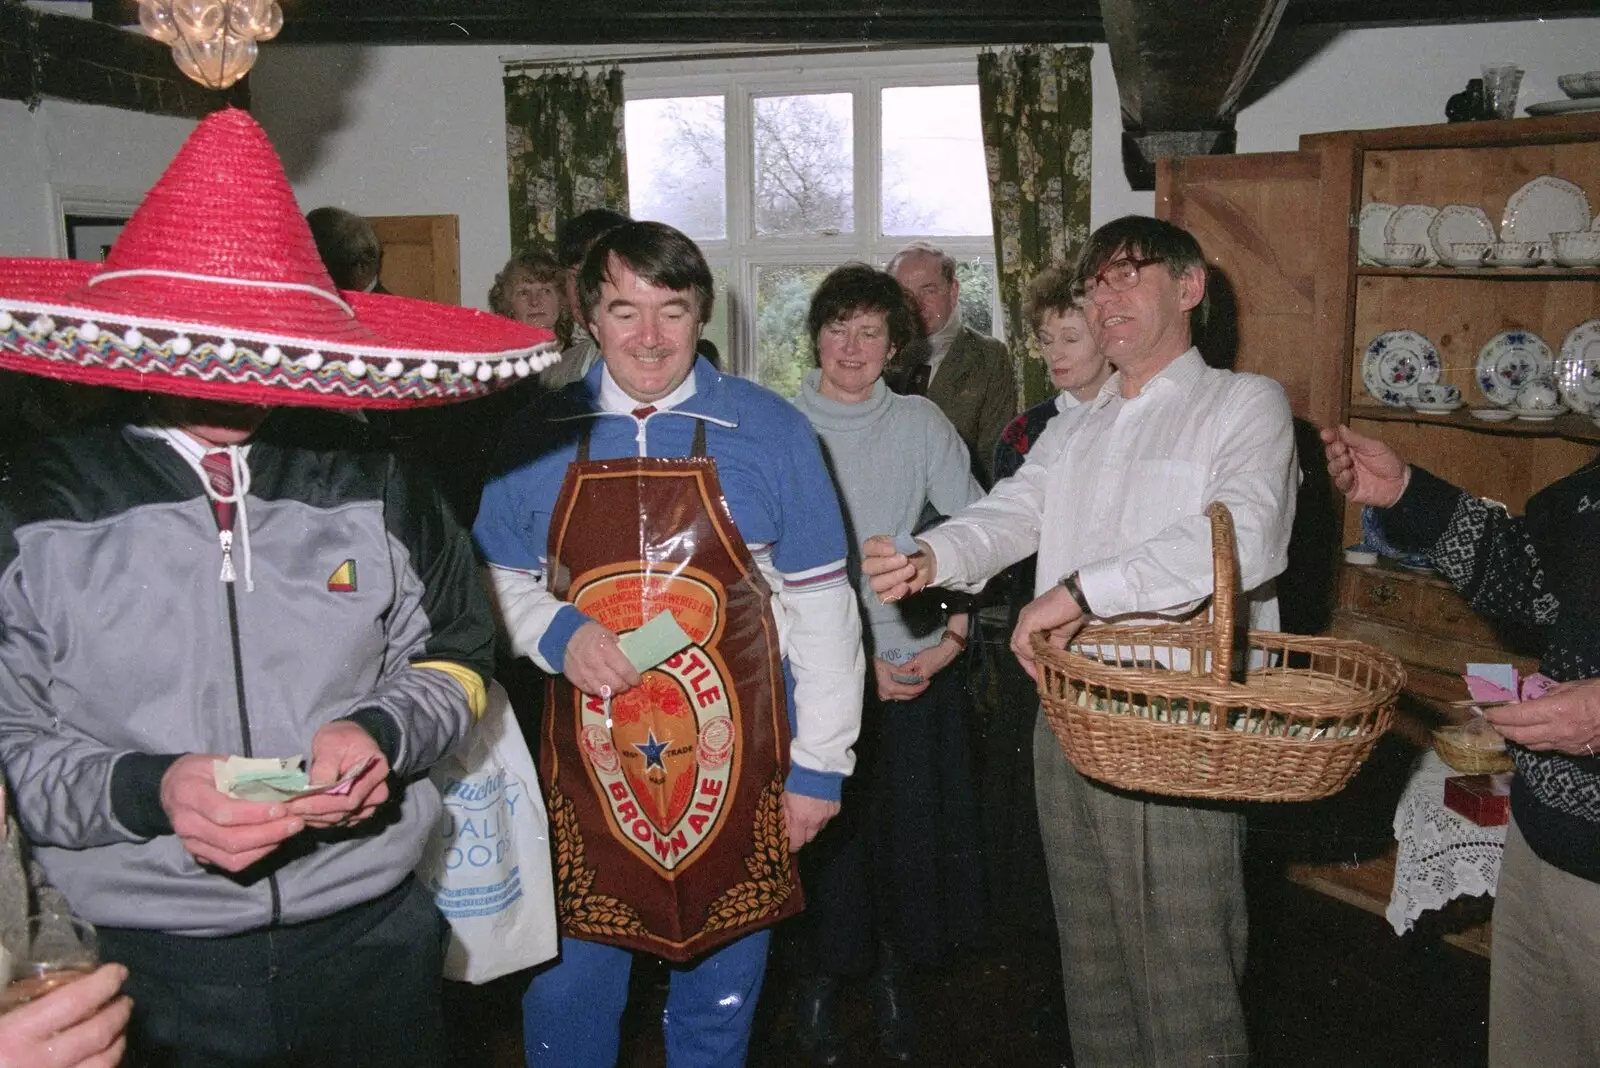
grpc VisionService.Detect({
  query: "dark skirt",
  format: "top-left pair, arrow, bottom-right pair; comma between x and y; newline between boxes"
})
799,660 -> 988,974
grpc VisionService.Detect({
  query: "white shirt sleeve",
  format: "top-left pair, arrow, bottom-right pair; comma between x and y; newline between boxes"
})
483,564 -> 566,674
775,570 -> 864,785
917,412 -> 1069,592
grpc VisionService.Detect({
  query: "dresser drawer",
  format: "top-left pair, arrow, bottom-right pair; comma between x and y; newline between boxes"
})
1413,583 -> 1503,647
1340,567 -> 1416,626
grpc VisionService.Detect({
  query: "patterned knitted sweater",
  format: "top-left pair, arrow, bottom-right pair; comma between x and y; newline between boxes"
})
1381,460 -> 1600,881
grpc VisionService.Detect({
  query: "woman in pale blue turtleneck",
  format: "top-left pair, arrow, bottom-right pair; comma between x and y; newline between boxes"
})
788,264 -> 985,1066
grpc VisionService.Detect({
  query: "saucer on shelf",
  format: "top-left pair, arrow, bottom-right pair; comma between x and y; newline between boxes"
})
1410,403 -> 1463,415
1469,408 -> 1515,422
1504,405 -> 1568,421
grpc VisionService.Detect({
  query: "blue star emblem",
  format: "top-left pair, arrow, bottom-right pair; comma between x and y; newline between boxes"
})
634,730 -> 671,771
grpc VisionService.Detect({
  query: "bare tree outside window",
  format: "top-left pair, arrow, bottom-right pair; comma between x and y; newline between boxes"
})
753,94 -> 854,236
626,96 -> 727,240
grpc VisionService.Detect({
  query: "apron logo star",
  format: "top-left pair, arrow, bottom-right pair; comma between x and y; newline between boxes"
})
634,730 -> 671,771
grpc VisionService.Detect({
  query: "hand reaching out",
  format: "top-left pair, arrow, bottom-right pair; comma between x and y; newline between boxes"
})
1320,425 -> 1409,508
860,536 -> 935,604
1485,678 -> 1600,757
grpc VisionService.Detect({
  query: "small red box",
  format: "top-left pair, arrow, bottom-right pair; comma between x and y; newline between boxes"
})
1444,773 -> 1512,827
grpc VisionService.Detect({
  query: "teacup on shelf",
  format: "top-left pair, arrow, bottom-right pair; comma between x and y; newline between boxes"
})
1551,230 -> 1600,268
1372,242 -> 1428,268
1414,383 -> 1462,408
1488,241 -> 1542,268
1443,241 -> 1491,268
1511,380 -> 1566,419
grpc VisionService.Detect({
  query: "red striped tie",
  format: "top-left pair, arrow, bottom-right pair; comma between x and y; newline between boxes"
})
200,451 -> 235,530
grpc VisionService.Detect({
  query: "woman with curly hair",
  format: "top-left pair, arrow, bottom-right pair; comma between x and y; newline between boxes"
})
489,250 -> 572,348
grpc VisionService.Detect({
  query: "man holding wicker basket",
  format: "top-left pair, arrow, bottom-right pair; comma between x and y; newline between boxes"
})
863,216 -> 1299,1068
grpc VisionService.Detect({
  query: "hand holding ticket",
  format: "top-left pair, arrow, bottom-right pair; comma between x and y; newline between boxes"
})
213,755 -> 375,802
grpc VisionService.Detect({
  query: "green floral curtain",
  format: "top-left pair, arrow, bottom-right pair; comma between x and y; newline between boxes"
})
503,68 -> 630,256
978,47 -> 1093,408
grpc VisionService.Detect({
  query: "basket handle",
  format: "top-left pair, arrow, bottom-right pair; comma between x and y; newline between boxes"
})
1207,501 -> 1239,686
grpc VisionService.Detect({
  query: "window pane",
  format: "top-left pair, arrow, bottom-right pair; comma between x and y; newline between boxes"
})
625,96 -> 726,240
754,265 -> 830,397
954,259 -> 997,338
753,94 -> 853,237
881,86 -> 992,237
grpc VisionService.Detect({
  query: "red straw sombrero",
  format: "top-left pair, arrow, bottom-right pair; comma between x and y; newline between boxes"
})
0,108 -> 557,409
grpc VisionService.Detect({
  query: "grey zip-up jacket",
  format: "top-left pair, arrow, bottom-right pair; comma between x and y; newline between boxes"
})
0,421 -> 494,937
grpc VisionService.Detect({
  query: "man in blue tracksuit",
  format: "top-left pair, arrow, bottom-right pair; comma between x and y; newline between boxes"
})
475,221 -> 863,1066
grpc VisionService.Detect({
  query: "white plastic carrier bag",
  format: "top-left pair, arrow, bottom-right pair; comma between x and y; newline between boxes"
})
417,680 -> 558,983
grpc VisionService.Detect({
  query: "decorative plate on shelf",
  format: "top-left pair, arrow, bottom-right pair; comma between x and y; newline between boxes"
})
1358,203 -> 1398,265
1362,330 -> 1441,407
1557,319 -> 1600,414
1526,99 -> 1600,116
1427,205 -> 1496,260
1500,176 -> 1592,245
1385,204 -> 1440,264
1475,329 -> 1555,406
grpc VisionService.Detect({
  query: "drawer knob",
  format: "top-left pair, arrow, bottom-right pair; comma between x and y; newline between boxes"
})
1368,583 -> 1399,606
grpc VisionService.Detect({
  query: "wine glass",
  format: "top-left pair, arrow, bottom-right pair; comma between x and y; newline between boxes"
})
0,913 -> 99,1013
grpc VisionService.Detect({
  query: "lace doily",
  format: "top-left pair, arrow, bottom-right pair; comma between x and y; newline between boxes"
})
1387,750 -> 1507,935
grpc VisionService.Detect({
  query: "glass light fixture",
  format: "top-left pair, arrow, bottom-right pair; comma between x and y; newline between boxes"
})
138,0 -> 283,90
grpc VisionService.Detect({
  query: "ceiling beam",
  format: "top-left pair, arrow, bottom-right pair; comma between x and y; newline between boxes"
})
92,0 -> 1593,46
3,3 -> 243,116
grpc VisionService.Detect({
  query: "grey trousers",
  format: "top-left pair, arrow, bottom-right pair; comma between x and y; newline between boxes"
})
1489,817 -> 1600,1067
1032,712 -> 1249,1068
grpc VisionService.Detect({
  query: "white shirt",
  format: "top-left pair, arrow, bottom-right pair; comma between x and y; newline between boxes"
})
920,348 -> 1298,635
924,313 -> 964,384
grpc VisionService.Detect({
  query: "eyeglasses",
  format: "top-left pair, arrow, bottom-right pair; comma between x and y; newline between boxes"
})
1081,257 -> 1164,299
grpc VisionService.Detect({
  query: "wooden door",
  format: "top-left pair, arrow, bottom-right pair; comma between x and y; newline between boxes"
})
369,214 -> 460,305
1157,148 -> 1354,429
1157,148 -> 1357,634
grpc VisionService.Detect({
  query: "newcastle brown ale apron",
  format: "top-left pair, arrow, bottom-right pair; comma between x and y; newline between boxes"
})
543,419 -> 803,961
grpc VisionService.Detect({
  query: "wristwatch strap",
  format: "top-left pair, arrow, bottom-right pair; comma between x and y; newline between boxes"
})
1058,570 -> 1089,614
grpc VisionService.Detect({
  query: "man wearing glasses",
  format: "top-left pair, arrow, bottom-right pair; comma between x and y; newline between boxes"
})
863,215 -> 1298,1067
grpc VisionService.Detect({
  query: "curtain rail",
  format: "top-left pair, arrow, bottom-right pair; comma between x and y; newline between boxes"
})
500,41 -> 947,74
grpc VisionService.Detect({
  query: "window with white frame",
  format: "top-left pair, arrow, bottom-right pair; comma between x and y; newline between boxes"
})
624,54 -> 997,398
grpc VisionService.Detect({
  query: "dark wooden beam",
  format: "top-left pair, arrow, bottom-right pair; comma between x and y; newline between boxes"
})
94,0 -> 1598,45
93,0 -> 1108,44
3,3 -> 244,116
1282,0 -> 1600,27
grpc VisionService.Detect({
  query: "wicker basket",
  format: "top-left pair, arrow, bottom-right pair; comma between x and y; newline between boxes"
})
1034,502 -> 1404,802
1432,729 -> 1515,775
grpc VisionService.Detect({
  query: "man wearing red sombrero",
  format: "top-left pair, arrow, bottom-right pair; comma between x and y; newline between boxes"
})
0,109 -> 554,1065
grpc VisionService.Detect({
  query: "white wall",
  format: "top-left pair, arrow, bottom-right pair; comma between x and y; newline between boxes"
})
0,98 -> 195,257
